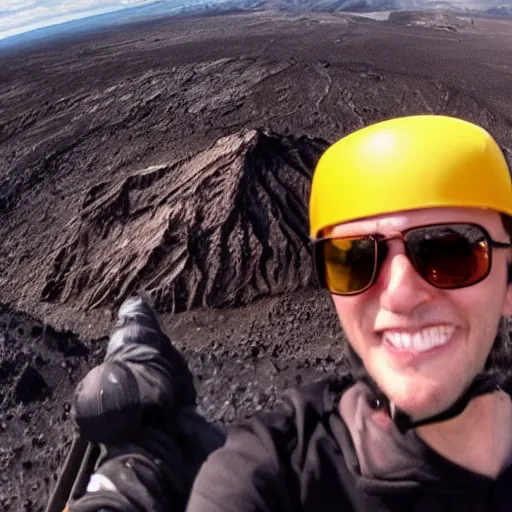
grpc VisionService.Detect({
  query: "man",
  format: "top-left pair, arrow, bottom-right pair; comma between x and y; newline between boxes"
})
186,115 -> 512,511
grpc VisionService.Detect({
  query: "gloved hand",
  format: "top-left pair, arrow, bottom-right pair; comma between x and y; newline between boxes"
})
68,412 -> 225,512
72,296 -> 197,444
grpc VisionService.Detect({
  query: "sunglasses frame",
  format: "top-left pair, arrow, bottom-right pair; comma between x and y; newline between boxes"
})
311,222 -> 512,296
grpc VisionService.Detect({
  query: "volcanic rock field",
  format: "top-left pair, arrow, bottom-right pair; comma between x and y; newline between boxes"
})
1,8 -> 512,511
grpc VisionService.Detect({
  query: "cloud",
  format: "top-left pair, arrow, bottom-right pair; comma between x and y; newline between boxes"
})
0,0 -> 161,40
120,0 -> 157,4
0,0 -> 38,12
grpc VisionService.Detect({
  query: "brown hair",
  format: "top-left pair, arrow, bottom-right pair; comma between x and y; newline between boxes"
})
501,214 -> 512,241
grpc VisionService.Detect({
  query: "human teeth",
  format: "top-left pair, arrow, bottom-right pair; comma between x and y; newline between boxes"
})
413,331 -> 427,351
400,333 -> 411,349
384,326 -> 455,352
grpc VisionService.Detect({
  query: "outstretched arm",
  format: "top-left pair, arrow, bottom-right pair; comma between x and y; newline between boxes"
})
187,415 -> 298,512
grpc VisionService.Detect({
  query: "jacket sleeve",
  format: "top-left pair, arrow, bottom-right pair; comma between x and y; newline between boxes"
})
186,410 -> 299,512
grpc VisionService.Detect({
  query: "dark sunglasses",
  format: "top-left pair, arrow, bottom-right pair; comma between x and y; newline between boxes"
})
312,223 -> 511,296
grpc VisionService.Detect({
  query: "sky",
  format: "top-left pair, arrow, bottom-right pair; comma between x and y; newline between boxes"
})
0,0 -> 164,41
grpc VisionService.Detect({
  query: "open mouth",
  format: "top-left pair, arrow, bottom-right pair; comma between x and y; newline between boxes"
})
383,325 -> 455,353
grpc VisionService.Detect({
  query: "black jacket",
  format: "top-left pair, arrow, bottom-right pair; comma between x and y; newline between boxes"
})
187,377 -> 512,511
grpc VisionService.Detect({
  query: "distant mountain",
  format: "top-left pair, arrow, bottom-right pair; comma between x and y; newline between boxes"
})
487,4 -> 512,15
261,0 -> 403,11
260,0 -> 512,13
1,0 -> 510,51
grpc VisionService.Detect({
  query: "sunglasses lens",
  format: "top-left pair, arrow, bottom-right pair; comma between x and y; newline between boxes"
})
321,237 -> 377,294
406,224 -> 490,288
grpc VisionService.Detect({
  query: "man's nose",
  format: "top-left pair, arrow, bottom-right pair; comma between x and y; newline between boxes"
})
379,250 -> 434,314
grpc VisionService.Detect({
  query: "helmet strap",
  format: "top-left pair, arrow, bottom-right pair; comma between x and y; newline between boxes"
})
345,336 -> 512,435
389,375 -> 502,434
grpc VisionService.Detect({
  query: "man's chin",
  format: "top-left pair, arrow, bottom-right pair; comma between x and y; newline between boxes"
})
380,382 -> 460,424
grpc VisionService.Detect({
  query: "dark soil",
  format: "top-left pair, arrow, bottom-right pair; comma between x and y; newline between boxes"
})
1,9 -> 512,511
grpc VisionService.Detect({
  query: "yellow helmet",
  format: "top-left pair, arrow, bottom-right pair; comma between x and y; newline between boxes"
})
309,115 -> 512,239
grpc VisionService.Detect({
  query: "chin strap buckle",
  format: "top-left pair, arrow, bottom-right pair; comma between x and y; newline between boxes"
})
389,379 -> 503,435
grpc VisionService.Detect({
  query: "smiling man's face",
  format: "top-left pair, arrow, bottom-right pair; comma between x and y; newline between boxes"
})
329,207 -> 512,421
